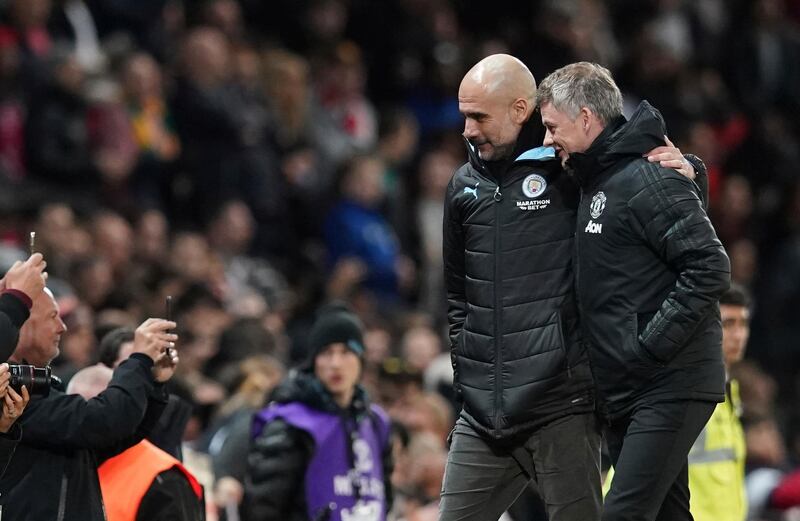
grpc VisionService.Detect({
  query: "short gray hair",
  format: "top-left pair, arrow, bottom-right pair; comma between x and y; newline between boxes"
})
535,62 -> 623,126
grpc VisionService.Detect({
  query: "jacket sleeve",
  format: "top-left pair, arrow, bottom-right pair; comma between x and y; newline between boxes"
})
0,423 -> 21,481
0,291 -> 31,361
442,173 -> 466,401
628,169 -> 731,364
18,354 -> 158,450
95,383 -> 169,464
242,418 -> 312,521
684,153 -> 710,209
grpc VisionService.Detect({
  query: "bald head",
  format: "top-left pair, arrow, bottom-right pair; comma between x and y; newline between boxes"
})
67,364 -> 113,399
458,54 -> 536,161
460,54 -> 536,105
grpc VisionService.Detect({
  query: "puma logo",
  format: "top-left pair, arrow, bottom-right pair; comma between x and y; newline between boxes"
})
463,182 -> 479,200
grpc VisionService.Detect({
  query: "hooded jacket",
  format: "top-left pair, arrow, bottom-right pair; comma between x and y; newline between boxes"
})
570,101 -> 731,420
243,372 -> 393,521
443,118 -> 595,441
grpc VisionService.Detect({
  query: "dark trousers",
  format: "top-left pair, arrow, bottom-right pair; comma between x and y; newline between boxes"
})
439,412 -> 602,521
603,400 -> 716,521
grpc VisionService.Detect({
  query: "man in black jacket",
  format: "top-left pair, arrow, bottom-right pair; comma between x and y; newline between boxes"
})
441,54 -> 701,521
537,62 -> 731,521
0,287 -> 180,521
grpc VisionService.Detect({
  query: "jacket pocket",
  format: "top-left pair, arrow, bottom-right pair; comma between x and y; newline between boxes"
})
627,313 -> 662,367
556,312 -> 572,378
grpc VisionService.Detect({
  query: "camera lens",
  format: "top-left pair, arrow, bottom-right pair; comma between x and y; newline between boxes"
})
9,364 -> 52,397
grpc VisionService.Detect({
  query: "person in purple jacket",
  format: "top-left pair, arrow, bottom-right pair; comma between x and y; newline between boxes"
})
243,303 -> 393,521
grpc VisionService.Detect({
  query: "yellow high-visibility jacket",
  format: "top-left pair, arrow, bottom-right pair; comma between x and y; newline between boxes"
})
602,381 -> 746,521
687,380 -> 747,521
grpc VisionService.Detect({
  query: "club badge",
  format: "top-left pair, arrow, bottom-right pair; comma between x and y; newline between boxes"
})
522,174 -> 546,198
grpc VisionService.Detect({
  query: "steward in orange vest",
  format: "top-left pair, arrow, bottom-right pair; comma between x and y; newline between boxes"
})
99,440 -> 205,521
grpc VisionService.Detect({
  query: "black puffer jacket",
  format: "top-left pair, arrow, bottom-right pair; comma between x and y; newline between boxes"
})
443,120 -> 595,441
570,101 -> 731,420
243,372 -> 393,521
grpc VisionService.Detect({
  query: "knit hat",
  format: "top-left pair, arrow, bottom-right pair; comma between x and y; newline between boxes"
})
304,303 -> 365,369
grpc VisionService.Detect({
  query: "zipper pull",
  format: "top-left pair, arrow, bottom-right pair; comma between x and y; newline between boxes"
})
493,186 -> 502,202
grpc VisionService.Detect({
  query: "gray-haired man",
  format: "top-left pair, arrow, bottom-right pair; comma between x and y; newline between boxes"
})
538,62 -> 731,521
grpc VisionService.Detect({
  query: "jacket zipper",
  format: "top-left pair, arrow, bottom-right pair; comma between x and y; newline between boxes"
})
575,191 -> 608,421
56,474 -> 68,521
493,184 -> 503,435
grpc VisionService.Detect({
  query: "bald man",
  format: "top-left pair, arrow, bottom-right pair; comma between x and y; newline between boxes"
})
67,364 -> 114,398
442,54 -> 704,521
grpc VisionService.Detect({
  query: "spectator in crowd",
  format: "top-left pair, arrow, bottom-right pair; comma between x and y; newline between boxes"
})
68,363 -> 204,521
243,304 -> 393,521
412,148 -> 457,319
316,41 -> 377,152
325,153 -> 410,305
207,354 -> 284,517
119,51 -> 180,210
24,49 -> 97,205
96,325 -> 193,460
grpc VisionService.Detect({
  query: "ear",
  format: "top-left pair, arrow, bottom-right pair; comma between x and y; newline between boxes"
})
579,107 -> 593,131
578,107 -> 598,134
511,98 -> 530,124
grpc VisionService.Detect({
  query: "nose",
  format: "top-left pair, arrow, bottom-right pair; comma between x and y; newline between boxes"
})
732,325 -> 747,342
463,118 -> 479,139
543,128 -> 554,147
58,317 -> 68,334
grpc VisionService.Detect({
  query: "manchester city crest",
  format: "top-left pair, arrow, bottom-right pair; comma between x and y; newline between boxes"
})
590,191 -> 607,218
522,174 -> 547,198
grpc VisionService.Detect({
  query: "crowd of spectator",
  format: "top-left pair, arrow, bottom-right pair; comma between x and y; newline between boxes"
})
1,0 -> 799,519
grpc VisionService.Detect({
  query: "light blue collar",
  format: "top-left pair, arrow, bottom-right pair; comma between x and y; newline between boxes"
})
515,146 -> 556,162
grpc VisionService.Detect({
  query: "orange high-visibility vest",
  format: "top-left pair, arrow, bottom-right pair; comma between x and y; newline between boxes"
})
98,440 -> 203,521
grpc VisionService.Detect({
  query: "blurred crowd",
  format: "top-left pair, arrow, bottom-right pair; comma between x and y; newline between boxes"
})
0,0 -> 799,519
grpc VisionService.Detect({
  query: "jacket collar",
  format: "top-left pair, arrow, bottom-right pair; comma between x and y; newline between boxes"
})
569,101 -> 667,190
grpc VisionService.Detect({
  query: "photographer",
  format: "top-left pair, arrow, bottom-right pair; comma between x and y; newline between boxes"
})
0,364 -> 29,480
0,253 -> 47,359
0,287 -> 179,521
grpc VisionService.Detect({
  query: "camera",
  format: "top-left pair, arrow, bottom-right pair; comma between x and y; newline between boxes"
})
9,364 -> 54,397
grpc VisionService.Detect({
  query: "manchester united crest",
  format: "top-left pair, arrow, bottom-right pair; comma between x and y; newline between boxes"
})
590,191 -> 607,218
